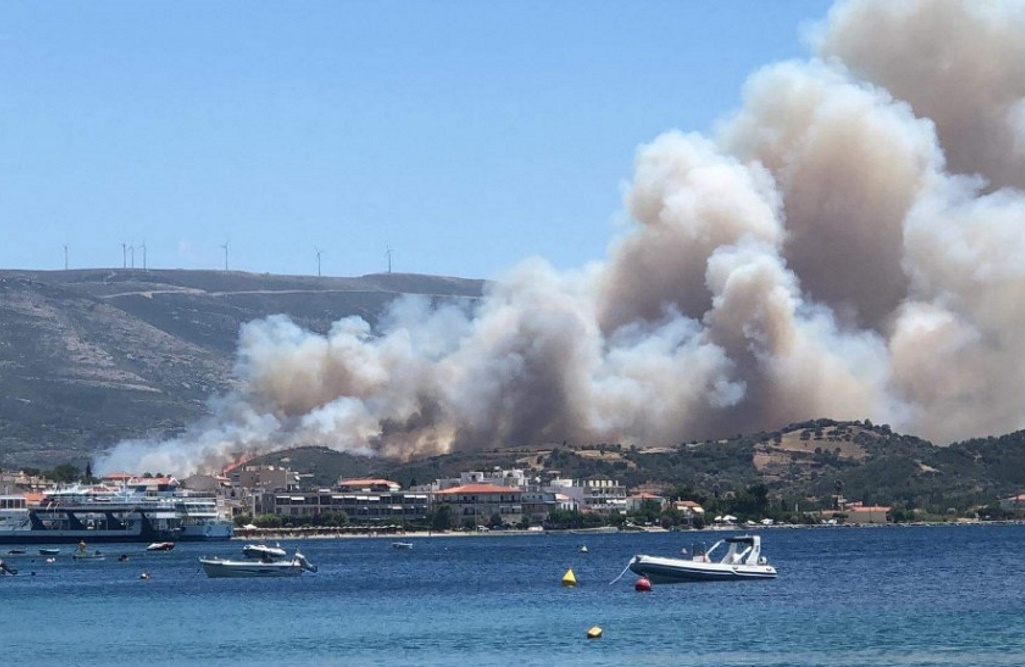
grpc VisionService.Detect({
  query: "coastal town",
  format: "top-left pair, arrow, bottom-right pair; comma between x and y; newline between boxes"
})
5,459 -> 1025,545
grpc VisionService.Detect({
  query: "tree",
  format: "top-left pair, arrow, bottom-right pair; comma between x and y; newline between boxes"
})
487,512 -> 503,529
431,504 -> 454,531
49,463 -> 80,484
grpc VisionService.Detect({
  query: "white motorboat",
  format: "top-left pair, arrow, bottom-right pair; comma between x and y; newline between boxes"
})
147,541 -> 176,551
391,542 -> 413,550
627,535 -> 777,583
242,543 -> 287,560
199,551 -> 317,578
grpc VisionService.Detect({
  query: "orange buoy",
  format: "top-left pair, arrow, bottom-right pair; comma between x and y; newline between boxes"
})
635,576 -> 652,592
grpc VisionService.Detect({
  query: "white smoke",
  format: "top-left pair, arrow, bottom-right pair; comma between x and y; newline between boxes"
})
95,0 -> 1025,476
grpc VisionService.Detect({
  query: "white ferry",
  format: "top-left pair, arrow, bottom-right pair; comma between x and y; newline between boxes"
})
0,484 -> 233,545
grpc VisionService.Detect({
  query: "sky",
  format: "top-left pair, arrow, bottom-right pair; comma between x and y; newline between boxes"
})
0,1 -> 833,280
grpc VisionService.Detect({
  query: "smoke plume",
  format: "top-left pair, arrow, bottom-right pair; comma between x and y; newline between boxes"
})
96,0 -> 1025,476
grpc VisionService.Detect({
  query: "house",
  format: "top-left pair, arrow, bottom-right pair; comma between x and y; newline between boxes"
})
842,503 -> 891,524
999,493 -> 1025,514
626,493 -> 667,512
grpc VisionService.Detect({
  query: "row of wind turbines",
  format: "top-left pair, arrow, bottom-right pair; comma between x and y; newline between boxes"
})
61,243 -> 395,276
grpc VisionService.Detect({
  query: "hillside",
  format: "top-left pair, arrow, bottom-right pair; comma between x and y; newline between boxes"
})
0,268 -> 484,469
244,420 -> 1025,513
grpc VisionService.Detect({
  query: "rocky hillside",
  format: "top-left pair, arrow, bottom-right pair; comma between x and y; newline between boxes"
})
0,269 -> 484,468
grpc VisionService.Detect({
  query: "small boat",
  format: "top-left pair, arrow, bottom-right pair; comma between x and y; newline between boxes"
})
39,548 -> 61,556
73,551 -> 106,562
6,549 -> 27,556
198,551 -> 317,578
627,535 -> 777,583
391,542 -> 413,550
579,545 -> 588,553
147,542 -> 176,552
73,541 -> 105,561
242,543 -> 287,560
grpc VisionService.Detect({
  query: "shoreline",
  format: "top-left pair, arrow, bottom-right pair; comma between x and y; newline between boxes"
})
231,519 -> 1025,542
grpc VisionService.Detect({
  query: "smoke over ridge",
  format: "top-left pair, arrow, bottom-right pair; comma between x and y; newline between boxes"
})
97,0 -> 1025,476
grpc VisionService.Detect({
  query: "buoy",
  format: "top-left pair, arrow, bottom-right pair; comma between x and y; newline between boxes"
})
140,572 -> 150,580
587,626 -> 602,639
562,568 -> 577,587
635,576 -> 652,592
580,545 -> 588,553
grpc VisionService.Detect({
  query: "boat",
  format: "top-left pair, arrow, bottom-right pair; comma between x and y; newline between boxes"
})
39,548 -> 61,556
242,543 -> 287,560
198,551 -> 317,578
391,542 -> 413,550
627,535 -> 777,583
0,484 -> 233,545
146,542 -> 176,551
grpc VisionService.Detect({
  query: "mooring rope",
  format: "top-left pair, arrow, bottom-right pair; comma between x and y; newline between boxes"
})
608,557 -> 635,585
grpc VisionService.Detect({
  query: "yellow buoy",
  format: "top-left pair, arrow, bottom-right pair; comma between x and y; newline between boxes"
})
562,568 -> 577,587
587,626 -> 602,639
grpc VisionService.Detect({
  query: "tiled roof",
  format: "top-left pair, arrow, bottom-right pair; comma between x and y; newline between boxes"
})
436,483 -> 522,495
337,478 -> 398,487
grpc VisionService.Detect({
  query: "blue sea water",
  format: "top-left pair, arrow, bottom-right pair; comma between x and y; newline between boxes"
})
2,524 -> 1024,666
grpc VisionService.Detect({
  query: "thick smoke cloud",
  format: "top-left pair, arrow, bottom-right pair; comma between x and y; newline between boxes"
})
96,0 -> 1025,476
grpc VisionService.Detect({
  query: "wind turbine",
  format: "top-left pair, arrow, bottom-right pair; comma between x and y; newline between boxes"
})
221,241 -> 229,271
121,242 -> 128,269
315,247 -> 323,277
386,246 -> 393,274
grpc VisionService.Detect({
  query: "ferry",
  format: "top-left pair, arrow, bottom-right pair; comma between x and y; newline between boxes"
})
0,485 -> 233,545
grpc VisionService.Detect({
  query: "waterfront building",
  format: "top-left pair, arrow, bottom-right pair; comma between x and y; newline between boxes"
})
434,483 -> 523,527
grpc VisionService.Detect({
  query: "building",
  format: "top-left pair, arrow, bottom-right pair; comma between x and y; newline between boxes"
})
999,493 -> 1025,515
626,493 -> 667,512
434,483 -> 523,527
579,478 -> 628,515
844,504 -> 891,524
336,478 -> 401,494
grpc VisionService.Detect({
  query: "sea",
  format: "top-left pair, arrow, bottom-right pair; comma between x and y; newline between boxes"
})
2,524 -> 1024,666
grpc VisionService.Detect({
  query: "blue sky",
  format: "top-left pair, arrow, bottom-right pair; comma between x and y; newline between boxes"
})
1,1 -> 833,279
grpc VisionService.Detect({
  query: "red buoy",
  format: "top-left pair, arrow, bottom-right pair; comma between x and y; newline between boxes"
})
635,576 -> 652,592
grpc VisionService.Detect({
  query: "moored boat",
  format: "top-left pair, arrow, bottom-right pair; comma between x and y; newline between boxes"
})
391,541 -> 413,550
242,543 -> 287,560
39,548 -> 61,556
627,535 -> 777,583
147,541 -> 176,551
0,484 -> 232,545
199,551 -> 317,578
